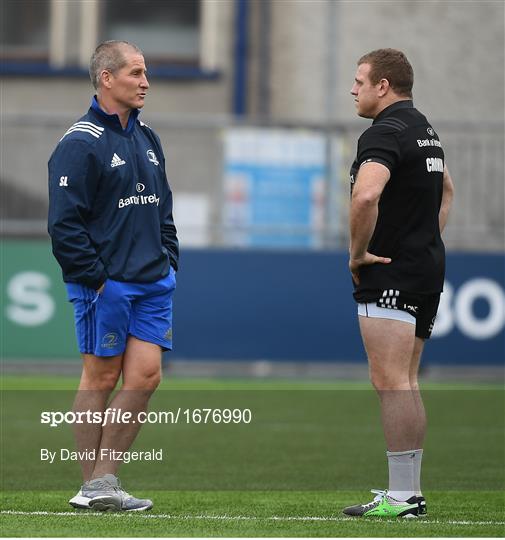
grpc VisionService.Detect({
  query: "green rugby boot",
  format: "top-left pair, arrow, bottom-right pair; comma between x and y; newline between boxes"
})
417,495 -> 427,516
343,489 -> 423,518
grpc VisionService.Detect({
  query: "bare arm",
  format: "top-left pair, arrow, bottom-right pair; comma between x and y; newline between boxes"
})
439,164 -> 454,234
349,162 -> 392,284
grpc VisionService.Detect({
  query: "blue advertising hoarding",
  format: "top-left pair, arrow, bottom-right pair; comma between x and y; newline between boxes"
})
2,241 -> 504,366
173,250 -> 504,366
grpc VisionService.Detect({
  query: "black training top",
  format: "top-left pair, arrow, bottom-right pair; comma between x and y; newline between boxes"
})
350,100 -> 445,298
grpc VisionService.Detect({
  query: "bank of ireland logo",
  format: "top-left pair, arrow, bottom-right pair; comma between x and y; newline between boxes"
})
136,183 -> 145,193
147,149 -> 159,166
427,127 -> 435,136
102,332 -> 118,349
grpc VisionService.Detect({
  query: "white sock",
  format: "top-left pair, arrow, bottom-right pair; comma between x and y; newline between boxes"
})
412,448 -> 423,497
386,449 -> 416,501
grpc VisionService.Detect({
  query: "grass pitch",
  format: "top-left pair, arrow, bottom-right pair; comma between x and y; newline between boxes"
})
1,375 -> 504,537
1,490 -> 504,537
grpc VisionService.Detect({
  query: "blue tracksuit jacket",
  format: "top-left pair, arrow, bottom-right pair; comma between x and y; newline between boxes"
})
48,97 -> 179,290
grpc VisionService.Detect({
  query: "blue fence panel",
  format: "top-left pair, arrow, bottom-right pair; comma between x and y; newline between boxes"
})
174,250 -> 504,365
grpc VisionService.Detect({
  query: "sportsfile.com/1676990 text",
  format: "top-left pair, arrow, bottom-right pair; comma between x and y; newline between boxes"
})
40,407 -> 252,427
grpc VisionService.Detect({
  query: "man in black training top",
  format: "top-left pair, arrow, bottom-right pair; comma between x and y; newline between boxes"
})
343,49 -> 454,518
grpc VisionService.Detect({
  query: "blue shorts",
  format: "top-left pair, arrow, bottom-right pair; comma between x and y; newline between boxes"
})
66,268 -> 176,357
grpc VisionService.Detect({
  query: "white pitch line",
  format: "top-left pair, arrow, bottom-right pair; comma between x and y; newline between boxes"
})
1,510 -> 504,526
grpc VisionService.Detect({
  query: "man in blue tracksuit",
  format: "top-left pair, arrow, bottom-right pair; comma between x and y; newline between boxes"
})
48,40 -> 178,512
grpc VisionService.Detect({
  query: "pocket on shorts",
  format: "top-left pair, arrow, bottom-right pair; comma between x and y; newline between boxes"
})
95,279 -> 122,307
97,279 -> 112,298
159,268 -> 176,292
65,282 -> 98,303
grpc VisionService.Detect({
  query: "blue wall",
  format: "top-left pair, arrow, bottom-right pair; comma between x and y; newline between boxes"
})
173,250 -> 505,365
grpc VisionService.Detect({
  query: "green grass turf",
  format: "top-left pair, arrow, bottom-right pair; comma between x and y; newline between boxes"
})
1,490 -> 504,537
3,374 -> 505,391
1,375 -> 503,536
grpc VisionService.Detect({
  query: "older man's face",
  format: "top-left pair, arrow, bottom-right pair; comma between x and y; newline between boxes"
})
107,50 -> 149,111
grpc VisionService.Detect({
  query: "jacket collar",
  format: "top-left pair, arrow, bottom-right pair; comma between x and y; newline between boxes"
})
90,95 -> 139,134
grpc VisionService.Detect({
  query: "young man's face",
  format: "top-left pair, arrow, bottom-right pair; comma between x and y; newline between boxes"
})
107,50 -> 149,110
350,63 -> 381,119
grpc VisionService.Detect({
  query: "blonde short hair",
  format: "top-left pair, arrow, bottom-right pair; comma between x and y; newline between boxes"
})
89,40 -> 143,90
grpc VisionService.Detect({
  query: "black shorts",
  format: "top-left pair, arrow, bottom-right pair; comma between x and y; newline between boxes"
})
355,289 -> 441,339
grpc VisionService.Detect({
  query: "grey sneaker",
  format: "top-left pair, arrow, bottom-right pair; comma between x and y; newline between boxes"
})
83,475 -> 122,511
68,488 -> 91,509
84,474 -> 153,512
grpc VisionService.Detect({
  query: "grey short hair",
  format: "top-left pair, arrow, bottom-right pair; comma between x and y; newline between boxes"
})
89,40 -> 143,90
